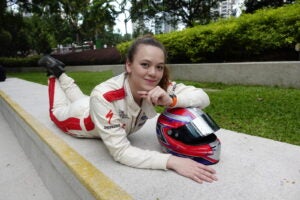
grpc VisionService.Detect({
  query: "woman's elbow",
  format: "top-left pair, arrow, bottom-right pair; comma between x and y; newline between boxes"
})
199,92 -> 210,108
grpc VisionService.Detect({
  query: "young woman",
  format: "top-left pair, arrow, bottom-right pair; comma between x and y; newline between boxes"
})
39,35 -> 217,184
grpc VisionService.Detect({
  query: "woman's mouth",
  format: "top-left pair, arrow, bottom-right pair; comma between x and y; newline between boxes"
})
145,79 -> 157,84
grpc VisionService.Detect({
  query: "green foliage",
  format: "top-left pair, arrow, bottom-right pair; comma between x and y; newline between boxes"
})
23,15 -> 57,54
65,71 -> 114,94
8,71 -> 114,95
1,1 -> 121,56
0,29 -> 12,56
0,55 -> 41,68
130,0 -> 222,29
244,0 -> 295,13
0,12 -> 31,56
117,3 -> 300,63
81,0 -> 117,43
236,5 -> 299,51
116,40 -> 133,62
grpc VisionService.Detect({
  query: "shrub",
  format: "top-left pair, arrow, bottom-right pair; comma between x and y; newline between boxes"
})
117,3 -> 300,63
0,55 -> 41,68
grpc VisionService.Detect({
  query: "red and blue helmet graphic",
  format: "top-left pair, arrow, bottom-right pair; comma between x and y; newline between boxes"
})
156,107 -> 221,165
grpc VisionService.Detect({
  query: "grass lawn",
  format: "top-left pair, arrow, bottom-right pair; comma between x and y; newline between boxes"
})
7,70 -> 300,146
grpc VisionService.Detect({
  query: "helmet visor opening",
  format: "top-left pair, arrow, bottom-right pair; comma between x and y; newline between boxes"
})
168,113 -> 220,145
169,126 -> 217,145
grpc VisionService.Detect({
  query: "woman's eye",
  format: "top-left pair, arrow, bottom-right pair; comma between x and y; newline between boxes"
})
157,65 -> 164,71
141,63 -> 149,68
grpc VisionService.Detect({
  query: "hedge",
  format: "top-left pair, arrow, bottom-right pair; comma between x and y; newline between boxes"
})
117,3 -> 300,63
0,55 -> 41,68
0,48 -> 122,68
51,47 -> 122,66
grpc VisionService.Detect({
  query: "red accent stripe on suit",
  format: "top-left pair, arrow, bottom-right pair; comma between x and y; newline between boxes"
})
48,77 -> 82,132
103,88 -> 125,102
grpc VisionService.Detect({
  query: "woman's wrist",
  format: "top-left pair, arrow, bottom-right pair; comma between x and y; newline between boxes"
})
166,155 -> 176,170
168,94 -> 177,107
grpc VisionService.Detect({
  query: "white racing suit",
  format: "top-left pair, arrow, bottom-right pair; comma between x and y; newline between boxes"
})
48,72 -> 210,170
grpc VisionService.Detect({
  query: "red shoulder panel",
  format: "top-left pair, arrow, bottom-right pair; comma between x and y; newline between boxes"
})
103,88 -> 125,102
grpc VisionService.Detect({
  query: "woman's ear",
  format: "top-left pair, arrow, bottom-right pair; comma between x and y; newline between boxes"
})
125,60 -> 132,73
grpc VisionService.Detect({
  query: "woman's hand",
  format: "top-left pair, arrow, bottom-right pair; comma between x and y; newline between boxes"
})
167,155 -> 218,184
138,86 -> 172,106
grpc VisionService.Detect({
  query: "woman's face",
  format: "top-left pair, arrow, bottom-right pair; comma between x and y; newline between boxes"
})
126,44 -> 165,93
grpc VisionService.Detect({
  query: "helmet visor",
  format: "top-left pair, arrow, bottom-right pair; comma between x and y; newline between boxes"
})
168,112 -> 220,145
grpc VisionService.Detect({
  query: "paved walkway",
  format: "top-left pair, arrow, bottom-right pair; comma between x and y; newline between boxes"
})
0,78 -> 300,200
0,110 -> 54,200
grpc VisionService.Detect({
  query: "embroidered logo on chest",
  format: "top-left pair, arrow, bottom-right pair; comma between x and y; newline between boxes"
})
105,110 -> 113,124
118,110 -> 129,119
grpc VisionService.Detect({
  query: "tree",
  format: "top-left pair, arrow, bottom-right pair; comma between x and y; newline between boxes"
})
24,15 -> 55,54
244,0 -> 295,13
1,0 -> 78,55
161,0 -> 222,27
81,0 -> 117,45
130,0 -> 222,32
0,10 -> 32,56
117,0 -> 131,35
1,0 -> 124,56
56,0 -> 90,43
0,29 -> 12,56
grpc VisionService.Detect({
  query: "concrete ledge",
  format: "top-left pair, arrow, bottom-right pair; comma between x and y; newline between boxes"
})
0,90 -> 132,200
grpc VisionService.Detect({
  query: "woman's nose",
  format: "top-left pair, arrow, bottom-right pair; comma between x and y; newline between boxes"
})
147,66 -> 156,75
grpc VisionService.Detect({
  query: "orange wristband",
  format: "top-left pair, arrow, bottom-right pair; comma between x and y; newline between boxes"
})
169,95 -> 177,107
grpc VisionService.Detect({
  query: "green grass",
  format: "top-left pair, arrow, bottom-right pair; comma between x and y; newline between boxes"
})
7,71 -> 300,146
8,71 -> 114,95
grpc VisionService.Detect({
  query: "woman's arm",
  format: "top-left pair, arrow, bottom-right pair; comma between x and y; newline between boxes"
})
139,84 -> 217,183
138,82 -> 210,109
168,82 -> 210,109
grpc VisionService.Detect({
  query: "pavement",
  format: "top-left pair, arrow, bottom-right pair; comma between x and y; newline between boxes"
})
0,106 -> 54,200
0,77 -> 300,200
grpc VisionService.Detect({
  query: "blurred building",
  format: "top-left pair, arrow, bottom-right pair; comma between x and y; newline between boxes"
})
211,0 -> 244,18
132,0 -> 176,35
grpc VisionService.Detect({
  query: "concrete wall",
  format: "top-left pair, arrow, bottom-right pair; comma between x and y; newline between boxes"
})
168,61 -> 300,88
7,61 -> 300,88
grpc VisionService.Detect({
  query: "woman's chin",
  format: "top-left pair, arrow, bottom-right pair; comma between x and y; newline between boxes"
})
143,85 -> 156,91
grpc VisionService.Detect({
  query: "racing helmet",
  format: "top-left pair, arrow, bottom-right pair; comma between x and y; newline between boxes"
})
156,107 -> 221,165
